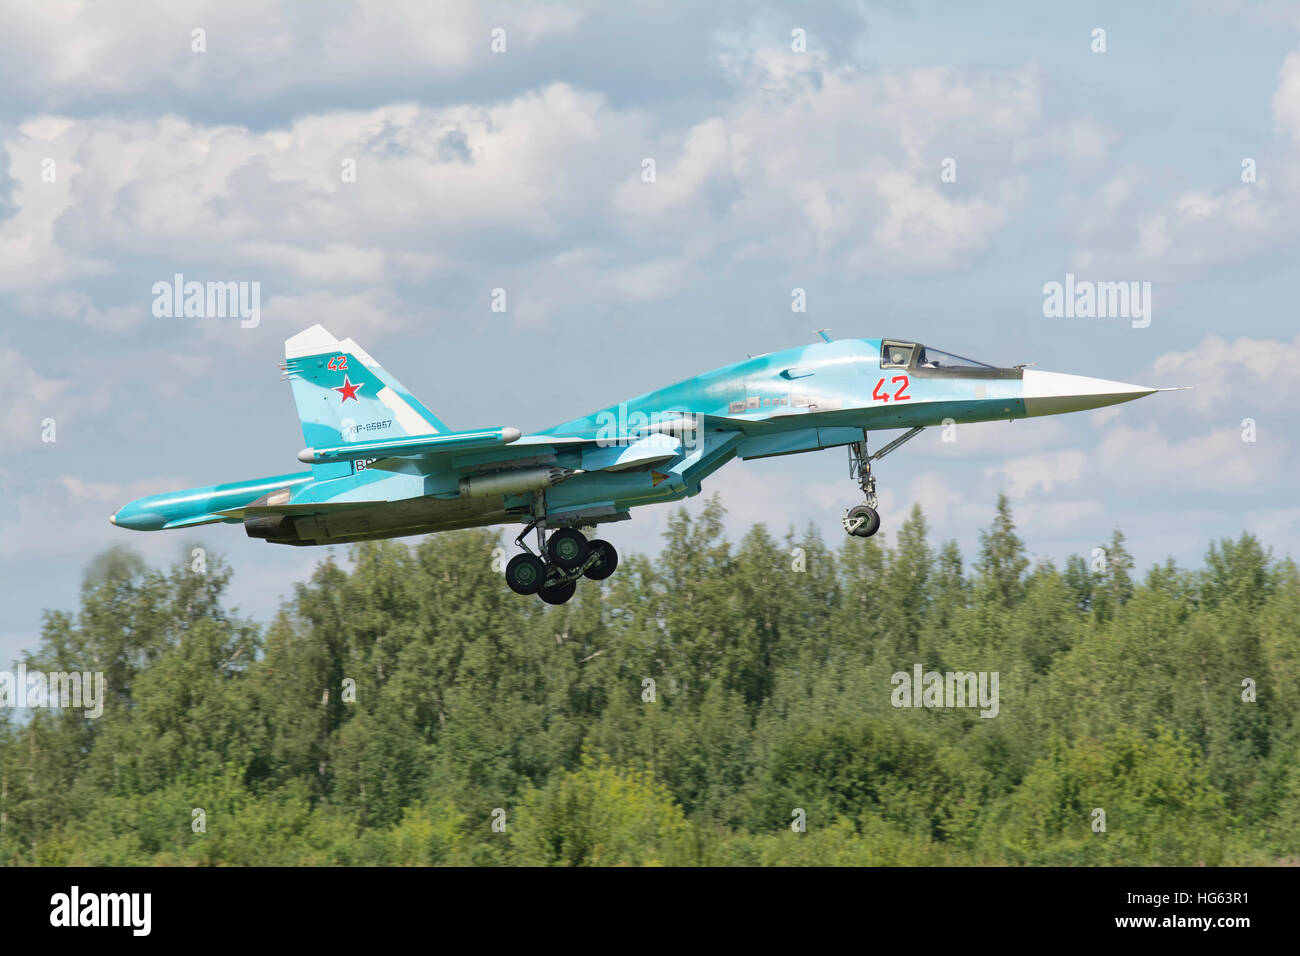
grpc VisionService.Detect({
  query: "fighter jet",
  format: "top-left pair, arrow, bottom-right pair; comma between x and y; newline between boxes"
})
111,325 -> 1177,604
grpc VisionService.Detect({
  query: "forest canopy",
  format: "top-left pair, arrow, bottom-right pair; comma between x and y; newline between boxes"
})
2,494 -> 1296,866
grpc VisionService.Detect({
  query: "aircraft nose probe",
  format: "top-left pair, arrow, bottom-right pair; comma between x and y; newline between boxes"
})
1020,369 -> 1189,417
1022,369 -> 1153,416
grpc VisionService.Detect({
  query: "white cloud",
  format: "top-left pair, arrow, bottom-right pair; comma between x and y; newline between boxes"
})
0,49 -> 1045,335
0,349 -> 69,447
982,449 -> 1087,499
56,474 -> 185,504
1014,115 -> 1117,179
1096,423 -> 1284,491
1273,48 -> 1300,143
882,469 -> 972,528
0,1 -> 583,111
1069,37 -> 1300,275
1017,498 -> 1105,534
617,59 -> 1040,277
240,288 -> 416,343
1149,332 -> 1300,413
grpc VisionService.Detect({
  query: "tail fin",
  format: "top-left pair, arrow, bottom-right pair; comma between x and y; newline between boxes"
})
284,325 -> 448,476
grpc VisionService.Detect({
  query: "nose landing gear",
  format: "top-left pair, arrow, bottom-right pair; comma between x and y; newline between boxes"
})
841,427 -> 925,539
843,502 -> 881,538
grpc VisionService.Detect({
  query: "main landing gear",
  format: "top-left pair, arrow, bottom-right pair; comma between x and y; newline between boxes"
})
841,427 -> 926,539
504,500 -> 619,605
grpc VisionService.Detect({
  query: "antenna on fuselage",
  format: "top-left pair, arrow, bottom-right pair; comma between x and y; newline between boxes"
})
814,329 -> 833,343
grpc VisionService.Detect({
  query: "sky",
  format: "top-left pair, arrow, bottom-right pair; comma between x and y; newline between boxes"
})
3,0 -> 1300,662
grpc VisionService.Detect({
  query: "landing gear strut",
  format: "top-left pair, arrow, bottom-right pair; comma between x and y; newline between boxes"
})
505,493 -> 619,603
841,427 -> 925,538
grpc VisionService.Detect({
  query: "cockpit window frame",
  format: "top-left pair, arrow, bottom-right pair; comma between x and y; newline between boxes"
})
880,340 -> 916,369
880,339 -> 1020,379
915,346 -> 995,371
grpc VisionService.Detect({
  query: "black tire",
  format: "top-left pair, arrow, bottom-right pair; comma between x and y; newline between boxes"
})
584,540 -> 619,580
546,527 -> 589,569
505,553 -> 547,595
538,580 -> 577,605
846,504 -> 880,538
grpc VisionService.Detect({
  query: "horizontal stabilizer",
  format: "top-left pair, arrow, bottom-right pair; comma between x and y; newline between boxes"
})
298,426 -> 521,464
510,434 -> 605,448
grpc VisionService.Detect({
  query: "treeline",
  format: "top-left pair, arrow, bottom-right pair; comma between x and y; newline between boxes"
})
1,495 -> 1297,865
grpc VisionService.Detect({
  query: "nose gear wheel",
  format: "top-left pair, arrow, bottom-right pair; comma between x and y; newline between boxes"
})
841,427 -> 925,539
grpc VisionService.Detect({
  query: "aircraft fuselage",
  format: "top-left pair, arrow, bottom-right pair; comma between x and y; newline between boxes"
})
111,334 -> 1163,562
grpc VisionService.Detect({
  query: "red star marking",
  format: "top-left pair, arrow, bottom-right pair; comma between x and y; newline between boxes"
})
334,374 -> 363,404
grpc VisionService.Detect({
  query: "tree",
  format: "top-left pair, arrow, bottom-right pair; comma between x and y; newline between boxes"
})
974,494 -> 1028,609
509,753 -> 691,865
1091,529 -> 1134,623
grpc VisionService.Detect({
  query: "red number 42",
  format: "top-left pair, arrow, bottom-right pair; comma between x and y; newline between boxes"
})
873,375 -> 910,402
327,355 -> 348,370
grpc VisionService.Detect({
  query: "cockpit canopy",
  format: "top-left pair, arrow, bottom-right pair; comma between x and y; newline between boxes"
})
880,340 -> 994,370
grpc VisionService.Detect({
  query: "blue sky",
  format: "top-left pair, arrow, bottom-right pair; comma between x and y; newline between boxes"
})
3,0 -> 1300,662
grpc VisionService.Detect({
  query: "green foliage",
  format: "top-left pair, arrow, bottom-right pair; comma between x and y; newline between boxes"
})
510,753 -> 690,865
0,495 -> 1294,865
974,493 -> 1029,609
994,726 -> 1229,865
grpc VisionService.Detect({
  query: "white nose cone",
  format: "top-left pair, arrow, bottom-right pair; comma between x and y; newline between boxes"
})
1022,370 -> 1157,417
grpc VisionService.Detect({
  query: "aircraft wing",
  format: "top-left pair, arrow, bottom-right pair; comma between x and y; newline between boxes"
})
287,413 -> 779,513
